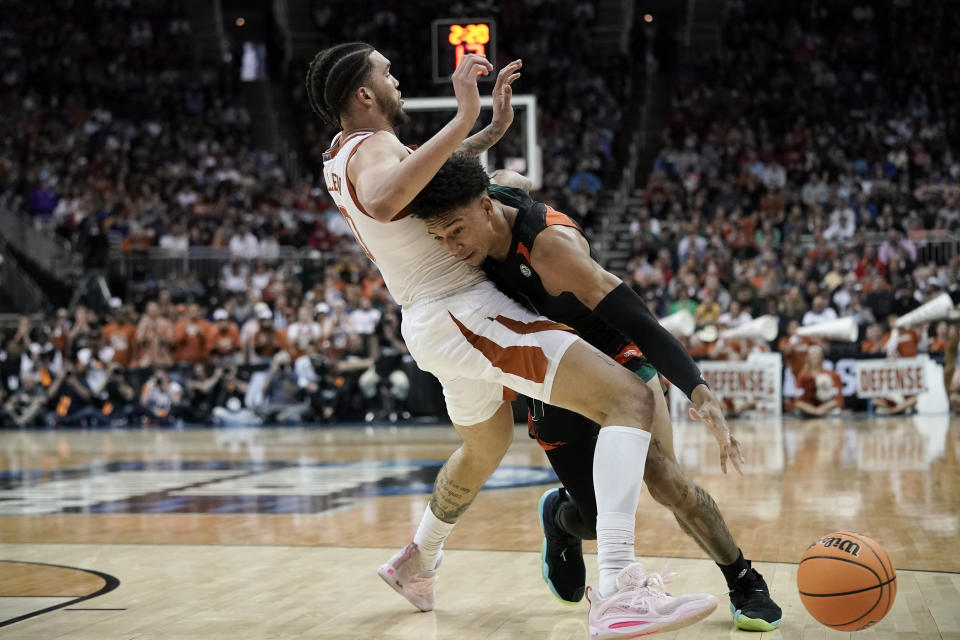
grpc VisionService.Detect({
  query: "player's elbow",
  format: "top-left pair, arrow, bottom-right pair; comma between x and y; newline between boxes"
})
578,287 -> 613,311
364,188 -> 407,221
579,274 -> 623,311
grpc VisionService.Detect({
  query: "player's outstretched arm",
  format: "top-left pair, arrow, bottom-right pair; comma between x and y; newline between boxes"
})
531,227 -> 744,474
458,60 -> 522,156
348,54 -> 493,221
531,227 -> 707,398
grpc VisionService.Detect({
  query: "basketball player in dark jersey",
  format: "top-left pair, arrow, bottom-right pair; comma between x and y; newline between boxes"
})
407,153 -> 783,632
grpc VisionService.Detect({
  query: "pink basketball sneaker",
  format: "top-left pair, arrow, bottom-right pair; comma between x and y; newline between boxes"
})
377,542 -> 443,612
587,563 -> 717,638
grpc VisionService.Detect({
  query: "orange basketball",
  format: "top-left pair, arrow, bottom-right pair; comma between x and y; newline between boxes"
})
797,531 -> 897,631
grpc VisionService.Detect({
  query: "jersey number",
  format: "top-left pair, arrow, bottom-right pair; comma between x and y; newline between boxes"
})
338,206 -> 376,262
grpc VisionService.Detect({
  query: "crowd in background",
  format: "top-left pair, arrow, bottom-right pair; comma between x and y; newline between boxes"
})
620,0 -> 960,399
0,289 -> 415,427
292,0 -> 626,226
2,0 -> 960,426
0,0 -> 628,426
0,0 -> 331,269
1,0 -> 625,267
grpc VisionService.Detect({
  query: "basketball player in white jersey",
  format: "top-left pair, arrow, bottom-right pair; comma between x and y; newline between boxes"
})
307,43 -> 720,636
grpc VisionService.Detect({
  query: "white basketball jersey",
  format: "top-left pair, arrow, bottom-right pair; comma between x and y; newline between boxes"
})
322,131 -> 485,306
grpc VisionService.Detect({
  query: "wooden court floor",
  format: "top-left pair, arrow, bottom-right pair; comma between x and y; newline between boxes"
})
0,415 -> 958,639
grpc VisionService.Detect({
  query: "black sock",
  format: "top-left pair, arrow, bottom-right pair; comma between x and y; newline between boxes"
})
718,549 -> 751,590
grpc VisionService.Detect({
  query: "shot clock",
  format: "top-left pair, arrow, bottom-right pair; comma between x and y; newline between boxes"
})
432,18 -> 497,83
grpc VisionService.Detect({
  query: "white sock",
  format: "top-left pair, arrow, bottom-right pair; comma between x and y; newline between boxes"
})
413,505 -> 455,571
594,426 -> 651,598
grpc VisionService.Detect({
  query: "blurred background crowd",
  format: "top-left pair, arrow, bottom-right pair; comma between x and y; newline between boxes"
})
619,0 -> 960,413
0,295 -> 414,427
1,0 -> 958,427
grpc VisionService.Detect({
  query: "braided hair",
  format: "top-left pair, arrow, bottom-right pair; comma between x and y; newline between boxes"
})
305,42 -> 375,125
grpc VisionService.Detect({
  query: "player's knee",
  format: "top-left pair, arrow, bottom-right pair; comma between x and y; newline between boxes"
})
604,376 -> 654,428
463,426 -> 513,467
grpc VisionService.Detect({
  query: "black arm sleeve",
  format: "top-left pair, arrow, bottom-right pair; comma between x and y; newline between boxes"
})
593,283 -> 707,398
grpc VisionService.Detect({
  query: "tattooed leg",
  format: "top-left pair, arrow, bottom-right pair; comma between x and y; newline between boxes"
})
646,458 -> 739,565
429,451 -> 483,523
429,402 -> 515,523
642,376 -> 739,564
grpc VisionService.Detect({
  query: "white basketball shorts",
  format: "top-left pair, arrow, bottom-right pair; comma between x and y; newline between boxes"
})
401,281 -> 579,426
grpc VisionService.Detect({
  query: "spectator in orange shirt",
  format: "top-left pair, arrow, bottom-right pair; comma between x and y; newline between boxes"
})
685,331 -> 716,359
806,233 -> 837,263
860,323 -> 886,354
173,304 -> 210,364
207,309 -> 242,362
249,306 -> 287,364
102,300 -> 137,367
135,301 -> 174,367
121,223 -> 153,254
880,314 -> 919,357
866,315 -> 920,415
794,346 -> 844,417
778,320 -> 824,378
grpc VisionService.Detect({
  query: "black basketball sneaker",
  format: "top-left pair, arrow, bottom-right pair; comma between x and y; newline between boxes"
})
729,566 -> 783,631
538,487 -> 585,604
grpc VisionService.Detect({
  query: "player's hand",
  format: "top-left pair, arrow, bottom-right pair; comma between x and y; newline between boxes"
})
688,395 -> 744,475
490,59 -> 522,134
489,168 -> 533,191
451,54 -> 493,122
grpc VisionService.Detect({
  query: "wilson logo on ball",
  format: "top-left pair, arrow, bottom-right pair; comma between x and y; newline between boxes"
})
812,536 -> 861,557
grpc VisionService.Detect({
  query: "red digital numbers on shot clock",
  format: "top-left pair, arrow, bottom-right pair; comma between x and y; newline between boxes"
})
448,23 -> 490,68
432,18 -> 496,83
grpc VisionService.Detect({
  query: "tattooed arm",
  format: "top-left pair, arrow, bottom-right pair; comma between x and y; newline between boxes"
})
457,60 -> 522,156
458,124 -> 506,156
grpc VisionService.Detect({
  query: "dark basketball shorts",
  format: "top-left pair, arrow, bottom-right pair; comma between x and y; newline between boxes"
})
527,355 -> 664,451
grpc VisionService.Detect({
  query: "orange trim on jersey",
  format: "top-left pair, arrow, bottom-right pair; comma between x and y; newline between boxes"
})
389,145 -> 417,221
489,315 -> 575,335
338,204 -> 376,262
449,313 -> 549,383
613,342 -> 643,364
545,206 -> 579,230
325,131 -> 372,160
516,242 -> 531,261
344,140 -> 375,219
503,387 -> 517,402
